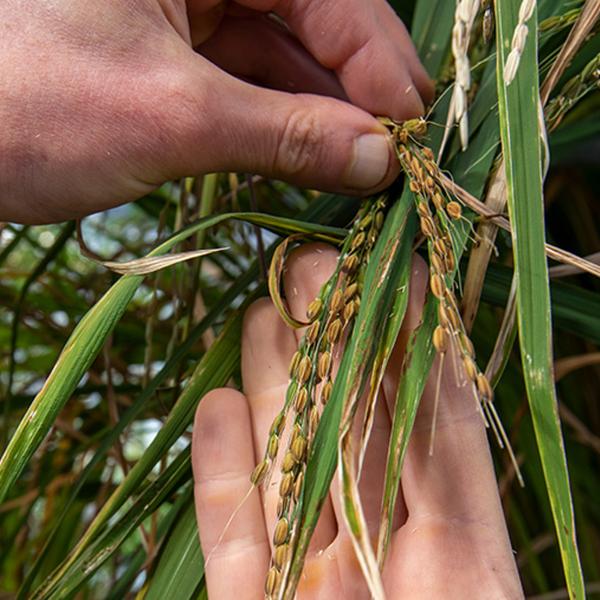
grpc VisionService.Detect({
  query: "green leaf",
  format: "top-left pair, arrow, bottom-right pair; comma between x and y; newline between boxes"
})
495,1 -> 584,596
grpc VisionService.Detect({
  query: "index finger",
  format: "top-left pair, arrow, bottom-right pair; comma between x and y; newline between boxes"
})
239,0 -> 434,119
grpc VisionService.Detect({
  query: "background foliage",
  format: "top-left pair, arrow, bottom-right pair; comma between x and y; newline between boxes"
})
1,0 -> 599,598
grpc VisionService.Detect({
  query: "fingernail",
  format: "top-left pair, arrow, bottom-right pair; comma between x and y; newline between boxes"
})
344,133 -> 392,190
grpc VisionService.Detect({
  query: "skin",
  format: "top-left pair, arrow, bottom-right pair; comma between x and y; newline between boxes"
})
192,244 -> 525,599
0,0 -> 434,224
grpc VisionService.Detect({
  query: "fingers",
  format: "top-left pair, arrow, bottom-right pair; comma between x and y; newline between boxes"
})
240,0 -> 434,117
192,388 -> 269,599
161,57 -> 400,196
197,14 -> 347,99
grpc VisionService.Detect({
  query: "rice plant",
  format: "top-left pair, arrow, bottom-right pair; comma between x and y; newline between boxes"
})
1,0 -> 599,598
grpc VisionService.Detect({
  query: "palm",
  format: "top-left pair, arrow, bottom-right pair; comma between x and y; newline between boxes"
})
192,244 -> 523,599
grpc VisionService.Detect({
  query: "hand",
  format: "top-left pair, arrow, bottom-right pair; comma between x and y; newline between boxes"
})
192,244 -> 524,599
1,1 -> 433,224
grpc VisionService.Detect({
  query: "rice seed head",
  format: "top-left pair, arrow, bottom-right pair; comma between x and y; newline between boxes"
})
343,282 -> 359,302
416,201 -> 432,219
374,210 -> 385,230
274,517 -> 290,546
291,435 -> 307,462
309,406 -> 320,435
294,386 -> 309,412
327,318 -> 343,345
251,460 -> 269,486
433,238 -> 447,257
296,355 -> 312,384
293,471 -> 304,501
306,298 -> 323,322
420,216 -> 435,238
330,289 -> 344,314
265,566 -> 280,596
289,351 -> 302,378
267,435 -> 279,460
317,351 -> 331,380
351,231 -> 366,251
282,451 -> 296,472
446,201 -> 462,220
273,543 -> 289,570
459,331 -> 475,357
430,273 -> 445,299
342,253 -> 359,274
444,251 -> 456,273
321,380 -> 333,404
448,305 -> 462,330
463,355 -> 478,382
279,472 -> 294,498
432,192 -> 446,211
431,252 -> 446,274
433,325 -> 449,353
409,179 -> 420,194
343,300 -> 356,322
477,373 -> 494,400
270,413 -> 286,437
306,321 -> 320,345
358,213 -> 373,230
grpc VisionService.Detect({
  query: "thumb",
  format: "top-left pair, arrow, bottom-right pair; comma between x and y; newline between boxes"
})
163,58 -> 400,195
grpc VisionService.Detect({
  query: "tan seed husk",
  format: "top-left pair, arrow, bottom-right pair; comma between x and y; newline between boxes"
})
433,325 -> 449,353
296,355 -> 312,384
321,380 -> 333,404
477,373 -> 494,400
289,351 -> 302,378
306,298 -> 323,322
420,216 -> 435,238
291,436 -> 307,462
447,305 -> 461,329
270,414 -> 285,436
282,451 -> 296,472
251,460 -> 269,486
463,355 -> 478,382
343,300 -> 356,322
273,544 -> 289,570
309,406 -> 319,434
273,517 -> 289,546
430,273 -> 445,299
446,201 -> 462,220
416,201 -> 432,219
279,472 -> 294,498
306,321 -> 320,345
276,496 -> 287,518
318,351 -> 331,380
432,192 -> 445,211
265,566 -> 280,596
459,332 -> 475,357
327,319 -> 343,344
444,251 -> 456,272
433,238 -> 447,256
351,231 -> 366,250
431,252 -> 446,274
343,283 -> 358,302
267,435 -> 279,460
331,289 -> 344,313
293,471 -> 304,501
294,386 -> 309,412
342,253 -> 359,274
409,179 -> 420,193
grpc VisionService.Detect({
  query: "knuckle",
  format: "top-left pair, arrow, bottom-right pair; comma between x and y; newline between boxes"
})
275,107 -> 322,176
